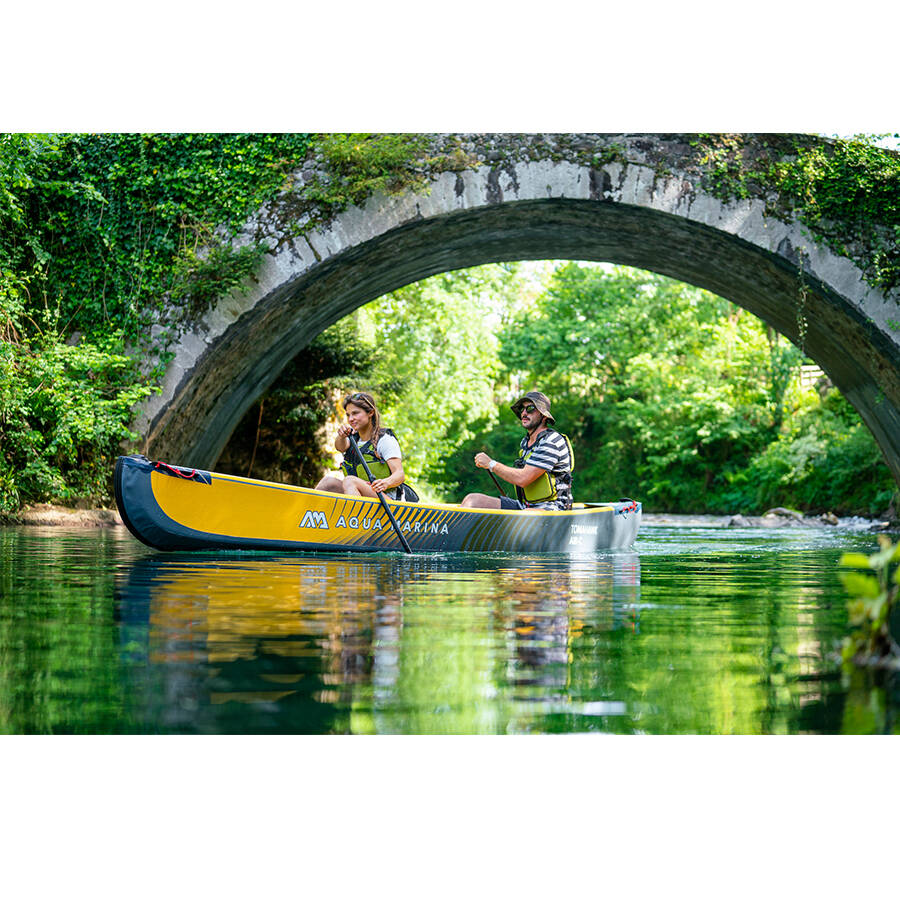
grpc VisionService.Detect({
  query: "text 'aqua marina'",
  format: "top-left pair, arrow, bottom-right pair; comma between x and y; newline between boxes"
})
300,510 -> 449,534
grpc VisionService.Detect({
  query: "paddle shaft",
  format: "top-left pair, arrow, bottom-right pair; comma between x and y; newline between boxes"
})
482,448 -> 509,498
487,468 -> 508,497
347,434 -> 412,554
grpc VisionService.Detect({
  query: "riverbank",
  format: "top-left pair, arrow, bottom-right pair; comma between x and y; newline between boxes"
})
2,504 -> 895,531
0,504 -> 123,528
642,509 -> 896,530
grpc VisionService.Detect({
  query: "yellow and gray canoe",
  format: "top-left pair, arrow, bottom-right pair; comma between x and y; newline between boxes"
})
114,455 -> 641,553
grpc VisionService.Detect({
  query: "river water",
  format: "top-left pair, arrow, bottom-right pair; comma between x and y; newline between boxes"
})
1,521 -> 897,734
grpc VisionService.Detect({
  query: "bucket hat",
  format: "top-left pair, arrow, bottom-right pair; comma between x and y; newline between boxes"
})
510,390 -> 555,424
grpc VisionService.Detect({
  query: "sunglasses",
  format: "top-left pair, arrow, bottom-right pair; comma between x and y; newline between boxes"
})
520,405 -> 537,415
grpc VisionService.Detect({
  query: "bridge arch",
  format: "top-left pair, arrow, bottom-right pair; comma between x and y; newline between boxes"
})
138,135 -> 900,486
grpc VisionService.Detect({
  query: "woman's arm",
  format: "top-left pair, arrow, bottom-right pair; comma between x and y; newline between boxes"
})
335,423 -> 352,452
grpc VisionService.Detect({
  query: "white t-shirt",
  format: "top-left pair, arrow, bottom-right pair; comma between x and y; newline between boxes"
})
374,432 -> 402,462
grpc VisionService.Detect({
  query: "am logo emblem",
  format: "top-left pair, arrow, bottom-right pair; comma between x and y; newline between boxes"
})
299,510 -> 329,529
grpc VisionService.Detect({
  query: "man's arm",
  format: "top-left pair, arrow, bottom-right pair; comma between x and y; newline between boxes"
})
473,452 -> 546,487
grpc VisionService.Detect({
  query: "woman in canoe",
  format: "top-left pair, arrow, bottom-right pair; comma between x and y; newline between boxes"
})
315,392 -> 409,501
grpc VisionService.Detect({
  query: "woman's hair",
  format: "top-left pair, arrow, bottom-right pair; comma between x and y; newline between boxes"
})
342,391 -> 383,439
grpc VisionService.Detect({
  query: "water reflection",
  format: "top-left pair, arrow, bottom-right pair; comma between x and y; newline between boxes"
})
4,525 -> 897,734
115,552 -> 641,734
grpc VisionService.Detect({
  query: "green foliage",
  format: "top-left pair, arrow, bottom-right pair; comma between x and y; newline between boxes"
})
0,133 -> 313,351
3,133 -> 898,516
730,391 -> 897,515
299,134 -> 433,230
839,536 -> 900,667
428,262 -> 895,514
358,265 -> 515,495
0,326 -> 152,513
1,131 -> 458,511
493,264 -> 794,510
217,319 -> 380,487
770,136 -> 900,292
0,132 -> 318,510
695,133 -> 900,293
434,414 -> 524,501
314,133 -> 429,203
170,240 -> 267,319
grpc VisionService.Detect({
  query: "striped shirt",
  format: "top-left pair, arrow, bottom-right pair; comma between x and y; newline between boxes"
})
519,429 -> 573,510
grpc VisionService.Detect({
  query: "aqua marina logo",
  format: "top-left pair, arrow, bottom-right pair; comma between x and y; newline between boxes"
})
299,510 -> 329,529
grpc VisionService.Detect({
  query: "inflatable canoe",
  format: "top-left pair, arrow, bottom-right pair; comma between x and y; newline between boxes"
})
114,454 -> 641,554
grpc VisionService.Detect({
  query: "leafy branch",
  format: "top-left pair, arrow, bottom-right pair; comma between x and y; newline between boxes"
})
839,536 -> 900,667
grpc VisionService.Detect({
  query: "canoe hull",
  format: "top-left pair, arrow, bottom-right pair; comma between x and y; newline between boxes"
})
115,455 -> 641,554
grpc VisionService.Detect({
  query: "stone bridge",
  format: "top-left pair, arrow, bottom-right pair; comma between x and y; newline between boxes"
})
138,134 -> 900,486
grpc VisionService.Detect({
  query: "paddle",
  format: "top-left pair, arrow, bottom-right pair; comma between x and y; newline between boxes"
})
482,447 -> 509,498
347,433 -> 412,554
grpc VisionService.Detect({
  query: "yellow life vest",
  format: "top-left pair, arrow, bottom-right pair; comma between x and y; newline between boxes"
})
515,430 -> 575,505
341,431 -> 395,481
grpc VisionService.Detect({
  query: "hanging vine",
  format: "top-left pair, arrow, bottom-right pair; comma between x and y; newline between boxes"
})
795,246 -> 809,355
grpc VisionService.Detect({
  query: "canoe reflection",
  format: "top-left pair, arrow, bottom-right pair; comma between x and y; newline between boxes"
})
115,552 -> 641,733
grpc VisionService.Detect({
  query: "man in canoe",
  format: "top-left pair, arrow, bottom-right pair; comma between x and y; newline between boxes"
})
315,391 -> 410,501
461,390 -> 574,511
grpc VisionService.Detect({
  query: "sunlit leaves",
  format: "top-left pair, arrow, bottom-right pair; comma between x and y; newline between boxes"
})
353,265 -> 512,492
308,133 -> 430,210
0,133 -> 317,511
0,329 -> 153,513
496,264 -> 799,510
840,552 -> 875,570
479,261 -> 896,515
839,535 -> 900,667
0,133 -> 313,350
839,572 -> 881,600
